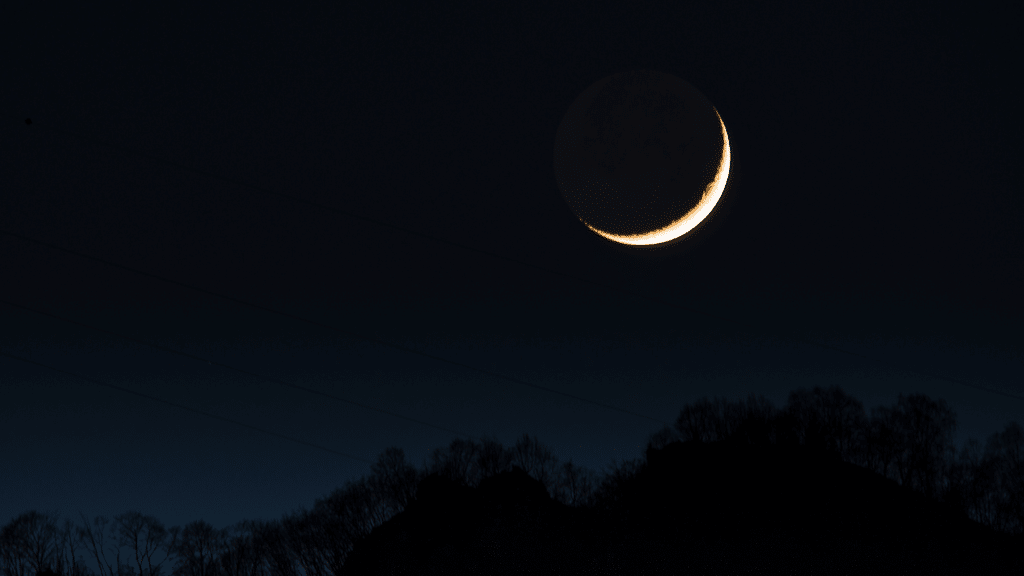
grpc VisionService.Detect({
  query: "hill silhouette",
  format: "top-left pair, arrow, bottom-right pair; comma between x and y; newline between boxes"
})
342,439 -> 1021,576
341,466 -> 616,575
6,388 -> 1021,576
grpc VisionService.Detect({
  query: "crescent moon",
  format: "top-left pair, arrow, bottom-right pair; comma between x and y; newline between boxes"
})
585,108 -> 730,246
554,71 -> 731,248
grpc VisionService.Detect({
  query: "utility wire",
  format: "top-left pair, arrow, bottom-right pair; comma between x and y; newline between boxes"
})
0,227 -> 673,429
17,118 -> 1024,404
0,347 -> 375,465
0,297 -> 487,445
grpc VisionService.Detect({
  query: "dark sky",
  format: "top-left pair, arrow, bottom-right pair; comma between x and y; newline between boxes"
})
2,0 -> 1021,560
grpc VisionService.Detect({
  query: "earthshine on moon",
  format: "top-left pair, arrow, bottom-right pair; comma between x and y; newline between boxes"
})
554,70 -> 731,247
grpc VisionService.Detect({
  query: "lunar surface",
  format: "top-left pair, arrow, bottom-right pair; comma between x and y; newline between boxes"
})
554,70 -> 730,246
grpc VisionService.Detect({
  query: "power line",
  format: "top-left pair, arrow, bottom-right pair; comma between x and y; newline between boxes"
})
0,297 -> 486,445
17,118 -> 1024,404
0,347 -> 375,465
0,228 -> 673,428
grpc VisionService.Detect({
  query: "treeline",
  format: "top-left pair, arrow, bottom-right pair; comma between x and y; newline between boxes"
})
0,433 -> 599,576
651,386 -> 1023,534
2,386 -> 1021,576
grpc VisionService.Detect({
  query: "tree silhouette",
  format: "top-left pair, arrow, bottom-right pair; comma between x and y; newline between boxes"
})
673,396 -> 730,442
862,405 -> 903,480
424,439 -> 482,487
1,512 -> 94,576
644,425 -> 680,453
111,512 -> 168,576
213,521 -> 271,576
943,437 -> 1000,527
277,469 -> 411,576
590,457 -> 646,513
275,510 -> 336,576
235,520 -> 298,576
1,511 -> 61,576
981,421 -> 1024,533
550,460 -> 599,508
164,521 -> 228,576
286,459 -> 421,575
664,388 -> 1014,528
508,433 -> 560,494
348,476 -> 393,532
421,434 -> 561,496
871,393 -> 958,501
672,393 -> 779,445
727,393 -> 781,446
76,514 -> 138,576
368,447 -> 420,518
474,436 -> 514,480
302,480 -> 380,569
54,519 -> 91,576
781,385 -> 869,461
7,387 -> 1024,576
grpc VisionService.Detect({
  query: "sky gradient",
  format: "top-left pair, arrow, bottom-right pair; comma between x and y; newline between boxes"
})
2,1 -> 1021,571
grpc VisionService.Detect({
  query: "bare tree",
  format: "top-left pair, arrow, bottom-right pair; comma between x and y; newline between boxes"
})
591,457 -> 645,512
17,512 -> 60,576
163,521 -> 228,576
673,397 -> 727,442
0,528 -> 28,576
644,426 -> 680,453
883,394 -> 958,500
346,477 -> 391,532
0,514 -> 91,576
861,405 -> 902,481
728,394 -> 781,446
551,460 -> 599,508
213,522 -> 269,576
293,510 -> 350,576
76,514 -> 137,576
272,496 -> 378,576
982,421 -> 1024,534
238,520 -> 298,576
942,437 -> 1000,527
938,423 -> 1024,534
111,512 -> 168,576
55,519 -> 92,576
424,439 -> 483,487
422,434 -> 565,497
1,511 -> 62,576
316,485 -> 370,539
475,435 -> 514,480
273,510 -> 327,576
782,386 -> 869,461
509,433 -> 560,494
368,447 -> 420,518
303,476 -> 391,570
0,515 -> 28,576
672,394 -> 784,447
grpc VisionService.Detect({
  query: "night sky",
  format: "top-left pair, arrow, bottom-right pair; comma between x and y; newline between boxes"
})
3,0 -> 1021,564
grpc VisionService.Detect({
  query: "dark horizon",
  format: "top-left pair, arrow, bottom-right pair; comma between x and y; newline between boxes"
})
4,384 -> 1022,576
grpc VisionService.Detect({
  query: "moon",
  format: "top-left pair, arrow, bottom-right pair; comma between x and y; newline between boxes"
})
554,70 -> 731,247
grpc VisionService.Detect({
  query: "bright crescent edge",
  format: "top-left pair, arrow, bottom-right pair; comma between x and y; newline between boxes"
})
584,108 -> 731,246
